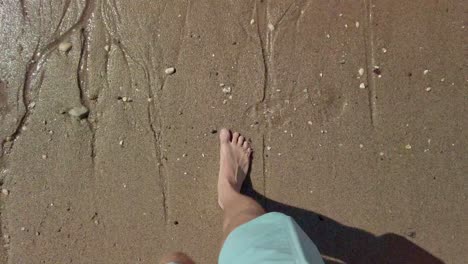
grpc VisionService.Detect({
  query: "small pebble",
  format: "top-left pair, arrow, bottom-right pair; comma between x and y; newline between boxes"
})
440,78 -> 445,82
165,67 -> 176,75
119,140 -> 124,146
20,227 -> 25,231
250,19 -> 255,25
382,47 -> 387,53
423,69 -> 429,75
68,106 -> 89,119
222,86 -> 231,94
266,146 -> 272,151
41,154 -> 47,160
359,144 -> 364,148
359,83 -> 366,89
358,68 -> 364,76
121,96 -> 133,102
373,66 -> 382,75
405,144 -> 412,150
326,34 -> 330,38
425,87 -> 432,92
1,189 -> 9,196
104,45 -> 110,52
307,121 -> 313,125
319,72 -> 323,78
267,23 -> 275,31
355,21 -> 360,28
58,42 -> 72,52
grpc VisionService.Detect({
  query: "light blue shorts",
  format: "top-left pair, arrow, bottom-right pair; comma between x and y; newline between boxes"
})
219,212 -> 324,264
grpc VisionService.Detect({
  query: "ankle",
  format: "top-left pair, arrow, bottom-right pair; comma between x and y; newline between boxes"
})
219,177 -> 239,193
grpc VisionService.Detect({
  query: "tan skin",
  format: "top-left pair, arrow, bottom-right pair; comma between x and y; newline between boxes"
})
159,129 -> 265,264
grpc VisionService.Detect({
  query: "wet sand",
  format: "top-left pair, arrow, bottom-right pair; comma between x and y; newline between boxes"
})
0,0 -> 467,263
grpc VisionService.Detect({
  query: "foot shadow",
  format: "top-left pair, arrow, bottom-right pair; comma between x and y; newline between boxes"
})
241,176 -> 444,264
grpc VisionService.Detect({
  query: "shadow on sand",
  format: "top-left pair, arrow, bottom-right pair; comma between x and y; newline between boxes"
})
241,176 -> 444,264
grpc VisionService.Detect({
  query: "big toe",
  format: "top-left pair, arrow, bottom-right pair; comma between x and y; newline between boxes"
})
219,128 -> 230,143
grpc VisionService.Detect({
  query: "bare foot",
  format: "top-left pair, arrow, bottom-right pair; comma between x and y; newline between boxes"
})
218,128 -> 252,209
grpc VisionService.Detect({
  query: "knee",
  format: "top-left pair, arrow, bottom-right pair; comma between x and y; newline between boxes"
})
159,251 -> 195,264
223,208 -> 265,233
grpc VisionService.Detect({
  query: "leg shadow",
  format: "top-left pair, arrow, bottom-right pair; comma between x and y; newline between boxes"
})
241,176 -> 444,264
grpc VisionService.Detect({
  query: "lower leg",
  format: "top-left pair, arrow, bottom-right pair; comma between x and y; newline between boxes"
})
221,187 -> 265,241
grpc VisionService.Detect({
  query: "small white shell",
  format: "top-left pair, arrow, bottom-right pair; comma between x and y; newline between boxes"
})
165,67 -> 176,75
58,42 -> 72,52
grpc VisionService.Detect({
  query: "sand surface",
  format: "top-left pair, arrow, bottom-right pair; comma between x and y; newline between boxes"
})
0,0 -> 467,263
